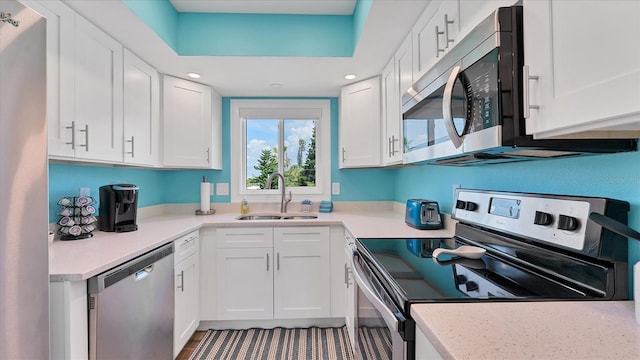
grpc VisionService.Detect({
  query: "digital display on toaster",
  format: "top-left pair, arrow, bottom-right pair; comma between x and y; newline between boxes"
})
489,197 -> 521,219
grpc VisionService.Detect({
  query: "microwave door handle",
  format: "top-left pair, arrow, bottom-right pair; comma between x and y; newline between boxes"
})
443,65 -> 464,149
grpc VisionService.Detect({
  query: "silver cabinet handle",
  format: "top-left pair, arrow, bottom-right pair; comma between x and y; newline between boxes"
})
443,14 -> 455,48
435,26 -> 445,57
65,121 -> 76,149
277,253 -> 280,271
342,148 -> 346,162
177,270 -> 184,292
205,147 -> 210,163
126,136 -> 134,158
388,137 -> 392,157
79,124 -> 89,151
391,135 -> 399,155
442,65 -> 464,148
523,65 -> 540,119
266,253 -> 270,271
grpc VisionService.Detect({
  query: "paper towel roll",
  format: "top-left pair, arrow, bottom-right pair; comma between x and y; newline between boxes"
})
200,181 -> 211,212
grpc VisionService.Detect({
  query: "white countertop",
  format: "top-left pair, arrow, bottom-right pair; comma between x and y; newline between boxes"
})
411,301 -> 640,360
49,207 -> 456,281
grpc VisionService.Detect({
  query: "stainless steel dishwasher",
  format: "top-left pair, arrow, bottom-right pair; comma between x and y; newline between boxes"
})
88,243 -> 174,360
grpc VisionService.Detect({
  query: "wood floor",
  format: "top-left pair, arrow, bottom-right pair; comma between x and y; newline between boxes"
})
176,331 -> 207,360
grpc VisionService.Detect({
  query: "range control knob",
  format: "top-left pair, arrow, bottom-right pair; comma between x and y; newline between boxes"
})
465,201 -> 478,211
534,211 -> 553,226
465,281 -> 479,292
455,275 -> 468,285
557,215 -> 579,231
455,200 -> 467,210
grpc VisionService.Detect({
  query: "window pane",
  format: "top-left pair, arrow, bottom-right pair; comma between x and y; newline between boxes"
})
246,119 -> 278,189
284,119 -> 316,187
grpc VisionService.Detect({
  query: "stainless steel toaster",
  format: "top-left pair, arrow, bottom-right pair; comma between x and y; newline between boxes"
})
405,199 -> 443,230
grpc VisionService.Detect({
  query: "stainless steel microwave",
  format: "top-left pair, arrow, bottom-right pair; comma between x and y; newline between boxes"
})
402,6 -> 636,166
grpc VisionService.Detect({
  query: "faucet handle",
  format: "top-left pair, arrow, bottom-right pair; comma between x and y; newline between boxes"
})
286,191 -> 292,203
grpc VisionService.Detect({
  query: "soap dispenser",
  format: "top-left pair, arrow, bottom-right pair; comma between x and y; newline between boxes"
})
240,198 -> 250,214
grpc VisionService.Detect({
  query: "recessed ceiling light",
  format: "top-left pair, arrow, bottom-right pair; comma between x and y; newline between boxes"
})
344,74 -> 357,80
187,72 -> 201,79
270,83 -> 283,89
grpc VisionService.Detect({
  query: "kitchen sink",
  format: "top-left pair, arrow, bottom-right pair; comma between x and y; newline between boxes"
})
235,213 -> 318,221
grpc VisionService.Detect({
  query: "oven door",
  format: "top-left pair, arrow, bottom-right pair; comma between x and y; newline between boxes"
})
352,251 -> 411,360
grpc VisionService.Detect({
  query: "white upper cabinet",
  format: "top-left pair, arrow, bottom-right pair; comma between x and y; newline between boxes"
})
458,0 -> 519,39
381,57 -> 401,166
70,15 -> 124,162
339,77 -> 382,168
412,0 -> 459,81
162,75 -> 221,169
123,49 -> 160,166
41,1 -> 123,162
523,0 -> 640,139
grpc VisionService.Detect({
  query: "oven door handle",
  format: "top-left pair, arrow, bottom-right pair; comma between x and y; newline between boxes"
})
352,256 -> 404,332
443,65 -> 464,149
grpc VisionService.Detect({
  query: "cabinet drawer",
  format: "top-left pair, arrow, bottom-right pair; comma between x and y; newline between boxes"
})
174,231 -> 199,264
216,227 -> 273,248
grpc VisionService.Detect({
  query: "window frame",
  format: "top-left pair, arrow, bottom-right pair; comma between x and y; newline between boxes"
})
230,99 -> 331,203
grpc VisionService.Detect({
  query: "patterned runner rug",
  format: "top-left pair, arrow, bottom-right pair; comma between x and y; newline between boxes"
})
187,327 -> 355,360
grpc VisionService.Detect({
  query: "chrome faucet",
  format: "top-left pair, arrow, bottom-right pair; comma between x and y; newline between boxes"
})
266,172 -> 292,213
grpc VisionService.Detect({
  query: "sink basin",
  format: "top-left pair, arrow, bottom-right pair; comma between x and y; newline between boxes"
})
235,213 -> 318,221
282,215 -> 318,220
235,214 -> 282,220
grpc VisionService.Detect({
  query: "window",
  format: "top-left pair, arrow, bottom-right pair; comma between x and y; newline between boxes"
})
231,100 -> 330,203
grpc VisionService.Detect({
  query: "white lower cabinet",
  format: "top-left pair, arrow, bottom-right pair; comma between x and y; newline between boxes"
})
215,226 -> 331,321
415,325 -> 444,360
216,247 -> 274,320
274,227 -> 331,319
174,231 -> 200,358
344,230 -> 356,353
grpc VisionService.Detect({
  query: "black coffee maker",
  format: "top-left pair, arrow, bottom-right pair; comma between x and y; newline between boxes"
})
98,184 -> 139,232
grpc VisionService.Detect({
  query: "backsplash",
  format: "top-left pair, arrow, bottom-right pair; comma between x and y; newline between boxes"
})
393,149 -> 640,277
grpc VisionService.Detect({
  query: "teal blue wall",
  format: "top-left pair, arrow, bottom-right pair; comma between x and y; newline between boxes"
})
393,150 -> 640,287
123,0 -> 365,57
352,0 -> 373,49
122,0 -> 178,50
49,163 -> 165,222
178,13 -> 353,56
47,97 -> 394,221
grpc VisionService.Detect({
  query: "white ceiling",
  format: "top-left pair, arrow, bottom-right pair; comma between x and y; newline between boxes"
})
64,0 -> 429,97
169,0 -> 357,15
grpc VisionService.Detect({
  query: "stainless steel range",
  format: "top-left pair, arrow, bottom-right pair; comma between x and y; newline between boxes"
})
352,188 -> 630,360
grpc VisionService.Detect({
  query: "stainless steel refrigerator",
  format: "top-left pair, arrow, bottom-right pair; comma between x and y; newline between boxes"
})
0,1 -> 49,358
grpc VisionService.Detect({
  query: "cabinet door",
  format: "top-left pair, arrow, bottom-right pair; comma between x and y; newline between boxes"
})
412,1 -> 459,81
123,49 -> 160,166
199,228 -> 217,321
162,75 -> 213,168
73,15 -> 123,162
524,0 -> 640,139
344,244 -> 356,353
216,248 -> 273,320
28,0 -> 76,158
174,252 -> 199,358
273,227 -> 330,319
415,325 -> 444,360
339,77 -> 381,168
381,57 -> 401,166
397,33 -> 413,101
458,0 -> 518,39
